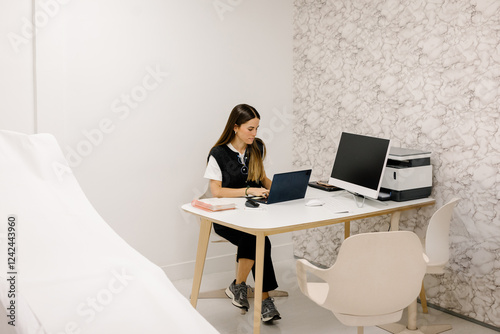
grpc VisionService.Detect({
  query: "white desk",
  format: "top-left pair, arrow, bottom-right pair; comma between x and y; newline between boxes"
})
182,188 -> 435,334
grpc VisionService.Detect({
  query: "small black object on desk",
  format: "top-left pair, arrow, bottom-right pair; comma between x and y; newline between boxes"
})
245,198 -> 260,208
308,181 -> 341,192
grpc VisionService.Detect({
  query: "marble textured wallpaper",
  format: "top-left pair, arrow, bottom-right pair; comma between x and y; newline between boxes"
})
292,0 -> 500,328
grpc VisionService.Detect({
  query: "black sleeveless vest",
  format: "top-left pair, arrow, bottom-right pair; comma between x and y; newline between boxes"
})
208,143 -> 263,189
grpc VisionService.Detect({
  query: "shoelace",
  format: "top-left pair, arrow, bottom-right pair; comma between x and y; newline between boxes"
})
262,297 -> 275,310
236,283 -> 248,300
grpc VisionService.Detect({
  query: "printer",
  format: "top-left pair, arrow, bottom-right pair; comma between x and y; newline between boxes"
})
380,147 -> 433,201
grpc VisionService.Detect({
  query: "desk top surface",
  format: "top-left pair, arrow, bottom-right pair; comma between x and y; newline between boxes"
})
182,187 -> 435,235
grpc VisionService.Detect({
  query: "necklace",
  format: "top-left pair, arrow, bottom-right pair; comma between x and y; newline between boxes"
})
237,152 -> 248,175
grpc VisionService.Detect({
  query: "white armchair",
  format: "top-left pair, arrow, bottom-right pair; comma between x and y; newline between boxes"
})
296,231 -> 427,334
379,198 -> 460,334
420,198 -> 460,312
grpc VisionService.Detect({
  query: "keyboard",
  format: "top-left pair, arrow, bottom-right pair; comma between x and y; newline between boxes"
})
322,197 -> 350,213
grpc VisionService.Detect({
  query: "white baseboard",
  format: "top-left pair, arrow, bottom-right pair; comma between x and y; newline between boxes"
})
162,242 -> 294,281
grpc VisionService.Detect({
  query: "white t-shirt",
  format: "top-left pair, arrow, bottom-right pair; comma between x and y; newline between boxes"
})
204,143 -> 245,181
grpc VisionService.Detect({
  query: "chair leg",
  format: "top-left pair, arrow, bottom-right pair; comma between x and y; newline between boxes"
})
357,326 -> 363,334
420,281 -> 428,314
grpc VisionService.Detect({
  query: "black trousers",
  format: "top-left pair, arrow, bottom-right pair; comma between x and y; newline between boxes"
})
213,223 -> 278,292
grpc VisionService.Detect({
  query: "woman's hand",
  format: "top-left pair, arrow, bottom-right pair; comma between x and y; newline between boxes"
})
210,180 -> 269,198
247,187 -> 269,198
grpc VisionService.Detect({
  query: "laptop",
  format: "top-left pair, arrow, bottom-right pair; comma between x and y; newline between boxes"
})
252,169 -> 312,204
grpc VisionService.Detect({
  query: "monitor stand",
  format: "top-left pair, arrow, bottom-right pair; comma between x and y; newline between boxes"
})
348,191 -> 389,208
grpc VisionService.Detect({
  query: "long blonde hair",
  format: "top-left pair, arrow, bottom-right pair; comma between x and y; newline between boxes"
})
211,104 -> 266,183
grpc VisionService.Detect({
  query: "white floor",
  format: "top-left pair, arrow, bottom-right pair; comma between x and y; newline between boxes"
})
172,259 -> 499,334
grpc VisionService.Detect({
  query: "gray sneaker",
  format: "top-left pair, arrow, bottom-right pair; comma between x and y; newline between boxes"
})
225,280 -> 250,311
261,297 -> 281,322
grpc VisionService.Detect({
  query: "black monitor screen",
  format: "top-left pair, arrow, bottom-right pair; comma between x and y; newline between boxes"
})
329,132 -> 391,199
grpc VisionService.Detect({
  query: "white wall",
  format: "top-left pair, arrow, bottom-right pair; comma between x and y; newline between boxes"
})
0,1 -> 34,133
28,0 -> 293,279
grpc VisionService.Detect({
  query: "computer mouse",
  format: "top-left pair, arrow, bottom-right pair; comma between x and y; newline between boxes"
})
245,199 -> 260,208
305,199 -> 324,207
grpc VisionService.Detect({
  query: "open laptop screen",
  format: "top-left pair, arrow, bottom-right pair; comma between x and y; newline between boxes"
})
255,169 -> 312,204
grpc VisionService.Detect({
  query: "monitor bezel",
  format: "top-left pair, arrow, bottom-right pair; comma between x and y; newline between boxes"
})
328,132 -> 391,200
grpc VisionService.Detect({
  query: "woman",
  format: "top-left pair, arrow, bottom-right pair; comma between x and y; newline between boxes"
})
204,104 -> 281,323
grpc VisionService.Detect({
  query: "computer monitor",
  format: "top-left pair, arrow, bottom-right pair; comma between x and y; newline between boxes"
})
328,132 -> 391,199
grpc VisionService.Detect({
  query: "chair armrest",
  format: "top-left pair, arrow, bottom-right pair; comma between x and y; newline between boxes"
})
423,253 -> 429,264
296,259 -> 330,297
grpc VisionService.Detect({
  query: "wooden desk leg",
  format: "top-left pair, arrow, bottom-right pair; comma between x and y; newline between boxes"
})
390,211 -> 401,231
190,218 -> 212,308
344,221 -> 351,239
253,232 -> 265,334
420,281 -> 428,313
